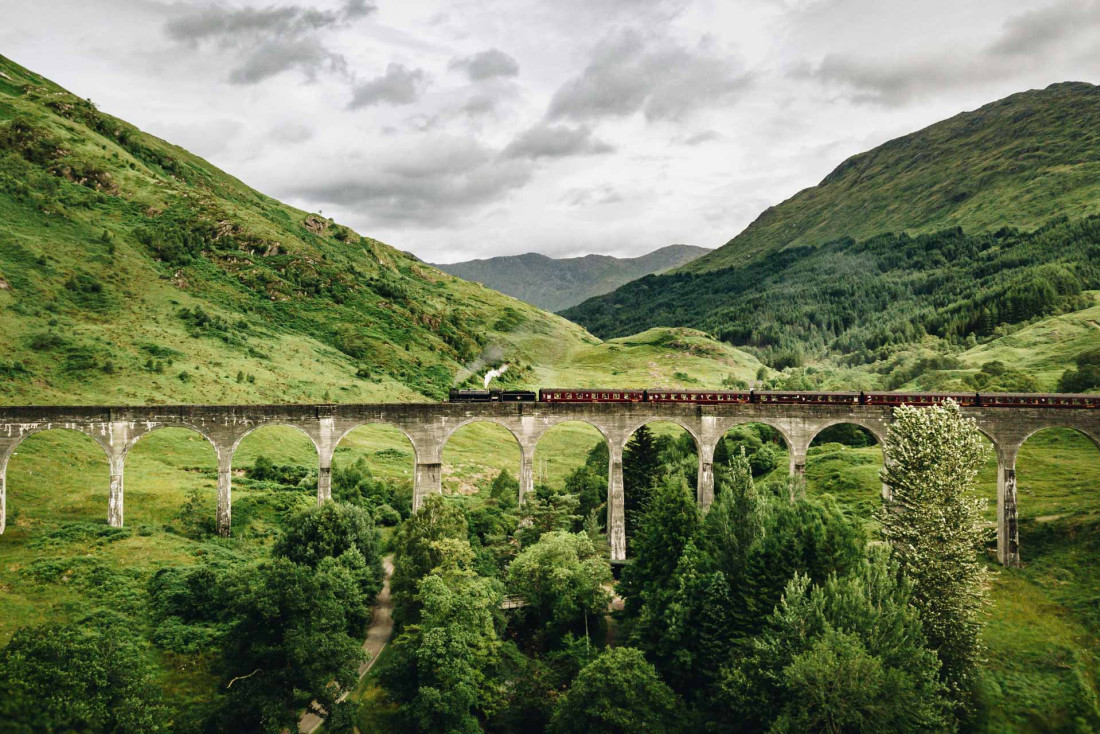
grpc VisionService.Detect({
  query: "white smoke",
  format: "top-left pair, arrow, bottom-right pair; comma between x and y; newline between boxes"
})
453,345 -> 506,387
483,364 -> 509,388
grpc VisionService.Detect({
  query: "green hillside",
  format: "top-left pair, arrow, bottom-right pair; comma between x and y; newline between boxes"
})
433,244 -> 710,312
685,81 -> 1100,273
0,55 -> 606,405
565,84 -> 1100,382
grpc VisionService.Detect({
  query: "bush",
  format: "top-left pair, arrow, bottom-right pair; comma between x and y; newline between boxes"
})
1058,350 -> 1100,392
0,615 -> 169,733
373,503 -> 402,526
550,647 -> 681,733
248,455 -> 309,486
28,331 -> 68,351
748,441 -> 780,476
63,346 -> 101,373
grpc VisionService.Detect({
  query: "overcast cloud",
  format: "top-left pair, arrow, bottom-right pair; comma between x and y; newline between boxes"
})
2,0 -> 1097,261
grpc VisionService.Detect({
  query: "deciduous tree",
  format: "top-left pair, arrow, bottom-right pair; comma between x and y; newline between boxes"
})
550,647 -> 682,734
878,400 -> 990,713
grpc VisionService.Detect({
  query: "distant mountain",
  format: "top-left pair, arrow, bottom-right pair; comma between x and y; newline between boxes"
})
683,81 -> 1100,273
565,83 -> 1100,372
434,245 -> 710,312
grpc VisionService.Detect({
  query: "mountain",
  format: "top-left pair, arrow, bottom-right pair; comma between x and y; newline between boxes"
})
0,56 -> 752,405
433,245 -> 709,312
683,81 -> 1100,273
565,84 -> 1100,376
0,54 -> 599,404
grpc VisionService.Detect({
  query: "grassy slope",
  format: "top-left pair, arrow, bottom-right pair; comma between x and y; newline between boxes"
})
537,327 -> 762,389
686,82 -> 1100,273
0,54 -> 592,404
959,292 -> 1100,386
433,244 -> 710,313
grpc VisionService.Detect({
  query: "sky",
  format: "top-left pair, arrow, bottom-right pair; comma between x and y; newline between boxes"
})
3,0 -> 1099,263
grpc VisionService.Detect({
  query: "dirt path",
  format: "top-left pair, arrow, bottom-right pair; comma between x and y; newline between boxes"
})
298,556 -> 395,734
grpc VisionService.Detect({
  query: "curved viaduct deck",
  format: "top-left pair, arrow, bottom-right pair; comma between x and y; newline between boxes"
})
2,401 -> 1097,566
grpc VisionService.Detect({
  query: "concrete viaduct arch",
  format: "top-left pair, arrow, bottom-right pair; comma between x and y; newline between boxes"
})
1,402 -> 1097,567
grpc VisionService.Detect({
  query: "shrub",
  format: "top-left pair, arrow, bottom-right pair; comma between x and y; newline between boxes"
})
373,503 -> 402,526
28,331 -> 68,351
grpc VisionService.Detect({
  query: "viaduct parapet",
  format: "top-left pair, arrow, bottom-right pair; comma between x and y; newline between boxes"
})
1,402 -> 1097,566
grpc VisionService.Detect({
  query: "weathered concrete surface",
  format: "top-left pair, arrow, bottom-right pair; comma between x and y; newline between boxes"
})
1,402 -> 1097,566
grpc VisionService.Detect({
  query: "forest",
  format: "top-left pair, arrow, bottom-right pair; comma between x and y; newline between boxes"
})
563,217 -> 1100,375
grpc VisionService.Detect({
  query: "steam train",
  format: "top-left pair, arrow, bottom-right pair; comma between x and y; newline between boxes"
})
448,388 -> 1100,408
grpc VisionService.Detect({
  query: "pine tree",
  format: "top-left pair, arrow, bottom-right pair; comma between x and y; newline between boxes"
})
877,399 -> 990,713
623,425 -> 661,538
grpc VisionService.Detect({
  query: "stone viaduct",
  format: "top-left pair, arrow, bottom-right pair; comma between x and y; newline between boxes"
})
1,402 -> 1097,567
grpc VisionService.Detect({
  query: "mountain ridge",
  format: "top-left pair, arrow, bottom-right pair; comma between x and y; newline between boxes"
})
681,80 -> 1100,273
434,244 -> 709,312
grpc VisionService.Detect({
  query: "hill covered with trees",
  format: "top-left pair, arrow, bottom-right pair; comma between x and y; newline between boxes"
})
565,83 -> 1100,390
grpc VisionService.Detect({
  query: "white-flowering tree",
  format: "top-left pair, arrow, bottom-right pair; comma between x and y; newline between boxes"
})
878,399 -> 990,713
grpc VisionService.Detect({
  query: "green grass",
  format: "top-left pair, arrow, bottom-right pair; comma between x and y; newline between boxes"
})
442,422 -> 522,497
534,327 -> 763,389
957,292 -> 1100,389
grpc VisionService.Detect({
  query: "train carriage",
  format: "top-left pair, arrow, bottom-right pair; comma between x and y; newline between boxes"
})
539,388 -> 645,403
864,392 -> 978,407
978,393 -> 1100,408
753,391 -> 861,405
449,388 -> 1099,408
646,390 -> 752,404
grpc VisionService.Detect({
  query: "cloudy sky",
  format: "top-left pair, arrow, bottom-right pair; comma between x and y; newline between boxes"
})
3,0 -> 1099,262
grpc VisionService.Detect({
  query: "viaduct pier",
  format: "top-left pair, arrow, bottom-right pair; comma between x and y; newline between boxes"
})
2,401 -> 1097,566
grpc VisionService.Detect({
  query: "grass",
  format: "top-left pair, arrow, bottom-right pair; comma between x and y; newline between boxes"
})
957,291 -> 1100,390
534,327 -> 763,390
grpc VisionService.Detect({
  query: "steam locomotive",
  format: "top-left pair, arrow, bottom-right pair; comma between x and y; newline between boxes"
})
448,388 -> 1100,408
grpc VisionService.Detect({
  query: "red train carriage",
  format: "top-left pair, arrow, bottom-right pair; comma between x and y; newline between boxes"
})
864,392 -> 978,407
978,393 -> 1100,408
646,390 -> 752,404
754,391 -> 861,405
539,388 -> 645,403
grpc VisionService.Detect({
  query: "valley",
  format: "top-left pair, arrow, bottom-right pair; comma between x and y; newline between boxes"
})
0,47 -> 1098,734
